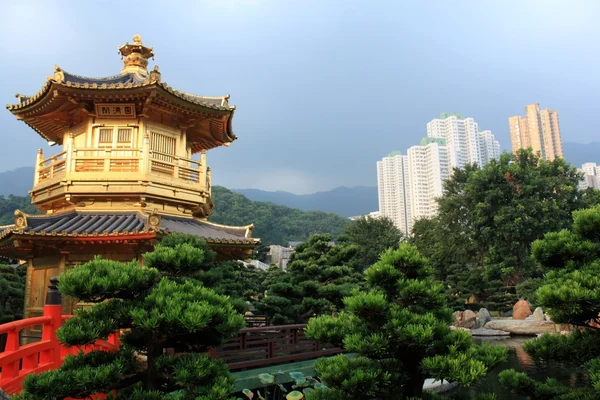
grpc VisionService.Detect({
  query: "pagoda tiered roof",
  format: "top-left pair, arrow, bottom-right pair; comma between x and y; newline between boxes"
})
8,68 -> 233,113
0,210 -> 258,246
6,35 -> 237,153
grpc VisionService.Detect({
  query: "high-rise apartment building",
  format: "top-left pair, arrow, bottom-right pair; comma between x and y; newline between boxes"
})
509,103 -> 563,161
377,113 -> 500,235
377,152 -> 411,234
578,162 -> 600,190
427,113 -> 500,169
407,138 -> 450,230
478,130 -> 502,165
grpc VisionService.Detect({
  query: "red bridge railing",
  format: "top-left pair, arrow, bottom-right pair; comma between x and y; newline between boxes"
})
0,278 -> 119,397
0,278 -> 342,397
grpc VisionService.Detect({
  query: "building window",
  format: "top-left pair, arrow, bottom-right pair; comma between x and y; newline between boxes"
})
98,128 -> 113,145
117,128 -> 132,145
150,132 -> 177,162
96,126 -> 133,148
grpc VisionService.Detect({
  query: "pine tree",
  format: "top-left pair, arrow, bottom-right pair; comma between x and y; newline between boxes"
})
256,234 -> 362,325
0,263 -> 26,324
15,236 -> 244,399
156,233 -> 266,313
499,205 -> 600,399
305,243 -> 507,399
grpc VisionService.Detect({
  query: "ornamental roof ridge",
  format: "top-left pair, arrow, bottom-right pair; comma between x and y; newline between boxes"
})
6,80 -> 52,110
201,219 -> 255,232
6,79 -> 235,112
58,69 -> 134,83
157,82 -> 235,110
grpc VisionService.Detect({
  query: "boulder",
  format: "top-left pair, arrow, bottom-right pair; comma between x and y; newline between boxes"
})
502,310 -> 513,318
452,311 -> 463,326
478,308 -> 492,326
485,319 -> 557,335
453,310 -> 479,329
423,379 -> 459,393
462,309 -> 479,329
513,299 -> 532,320
533,307 -> 545,321
470,327 -> 510,337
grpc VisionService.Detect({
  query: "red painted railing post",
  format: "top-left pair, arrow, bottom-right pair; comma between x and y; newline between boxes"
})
40,277 -> 62,367
0,328 -> 20,381
108,330 -> 121,350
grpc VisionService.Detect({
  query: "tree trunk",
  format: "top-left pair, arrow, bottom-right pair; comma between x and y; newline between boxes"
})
146,342 -> 162,390
404,367 -> 425,398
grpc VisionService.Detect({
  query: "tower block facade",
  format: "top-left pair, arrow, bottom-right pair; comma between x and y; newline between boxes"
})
0,35 -> 259,319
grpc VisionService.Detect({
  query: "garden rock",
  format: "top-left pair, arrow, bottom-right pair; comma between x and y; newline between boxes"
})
470,327 -> 510,336
513,299 -> 532,320
485,319 -> 556,335
478,308 -> 492,326
533,307 -> 545,321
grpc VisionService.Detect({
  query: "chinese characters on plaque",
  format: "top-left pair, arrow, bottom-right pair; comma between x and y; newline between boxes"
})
95,103 -> 136,118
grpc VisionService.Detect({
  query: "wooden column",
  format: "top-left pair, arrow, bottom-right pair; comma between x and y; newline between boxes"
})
23,259 -> 34,319
58,252 -> 70,315
33,149 -> 43,187
64,133 -> 74,174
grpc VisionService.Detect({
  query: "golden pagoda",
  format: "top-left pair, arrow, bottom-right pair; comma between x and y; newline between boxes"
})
0,35 -> 259,319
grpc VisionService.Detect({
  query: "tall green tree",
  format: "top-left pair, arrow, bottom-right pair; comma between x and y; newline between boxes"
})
338,216 -> 403,271
16,240 -> 243,399
305,243 -> 507,399
499,204 -> 600,399
0,263 -> 26,323
256,234 -> 362,324
412,149 -> 585,310
0,195 -> 37,225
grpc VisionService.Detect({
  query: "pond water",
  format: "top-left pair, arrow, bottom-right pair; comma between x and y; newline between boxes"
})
446,336 -> 589,399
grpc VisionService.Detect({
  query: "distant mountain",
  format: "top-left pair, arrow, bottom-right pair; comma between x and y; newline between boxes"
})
0,167 -> 34,197
232,186 -> 378,218
562,142 -> 600,167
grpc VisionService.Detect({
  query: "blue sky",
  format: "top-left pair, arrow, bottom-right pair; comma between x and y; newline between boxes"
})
1,0 -> 599,193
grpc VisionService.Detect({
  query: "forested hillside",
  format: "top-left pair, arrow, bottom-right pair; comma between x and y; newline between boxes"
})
0,188 -> 349,245
209,186 -> 349,245
0,195 -> 36,225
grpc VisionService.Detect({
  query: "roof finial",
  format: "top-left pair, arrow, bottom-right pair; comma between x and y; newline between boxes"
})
118,34 -> 154,75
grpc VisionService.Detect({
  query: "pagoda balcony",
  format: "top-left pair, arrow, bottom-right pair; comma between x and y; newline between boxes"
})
31,147 -> 212,214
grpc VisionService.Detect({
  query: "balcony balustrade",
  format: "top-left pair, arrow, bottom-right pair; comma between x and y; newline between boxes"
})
33,147 -> 211,194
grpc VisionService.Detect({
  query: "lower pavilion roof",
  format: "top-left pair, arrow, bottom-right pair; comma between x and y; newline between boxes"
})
0,210 -> 259,246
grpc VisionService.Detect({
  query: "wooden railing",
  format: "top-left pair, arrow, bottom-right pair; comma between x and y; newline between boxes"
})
149,150 -> 202,184
37,151 -> 66,183
33,147 -> 209,190
72,148 -> 143,173
210,324 -> 343,371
